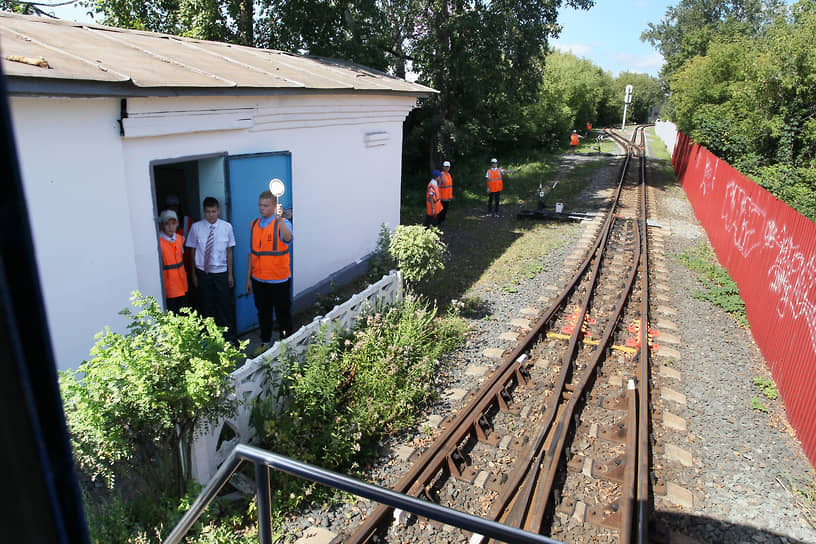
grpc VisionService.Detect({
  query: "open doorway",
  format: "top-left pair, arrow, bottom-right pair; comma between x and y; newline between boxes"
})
152,153 -> 229,315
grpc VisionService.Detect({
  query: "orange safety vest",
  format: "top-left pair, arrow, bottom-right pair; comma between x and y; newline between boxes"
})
426,182 -> 443,216
251,218 -> 291,281
570,133 -> 580,146
439,171 -> 453,200
160,235 -> 188,299
487,168 -> 503,193
586,122 -> 592,132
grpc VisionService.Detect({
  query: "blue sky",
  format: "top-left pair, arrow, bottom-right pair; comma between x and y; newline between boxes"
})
553,0 -> 675,77
49,0 -> 673,78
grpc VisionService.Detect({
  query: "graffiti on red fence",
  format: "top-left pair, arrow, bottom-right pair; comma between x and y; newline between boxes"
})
764,221 -> 816,353
672,130 -> 816,468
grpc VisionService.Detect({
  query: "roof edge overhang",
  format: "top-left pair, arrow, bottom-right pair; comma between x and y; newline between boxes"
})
5,77 -> 438,99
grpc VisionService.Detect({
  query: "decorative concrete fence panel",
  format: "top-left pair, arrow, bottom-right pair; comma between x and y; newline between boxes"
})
190,270 -> 404,484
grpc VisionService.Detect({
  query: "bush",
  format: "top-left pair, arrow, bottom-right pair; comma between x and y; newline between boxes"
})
60,292 -> 246,492
252,294 -> 466,475
366,223 -> 396,281
388,225 -> 446,284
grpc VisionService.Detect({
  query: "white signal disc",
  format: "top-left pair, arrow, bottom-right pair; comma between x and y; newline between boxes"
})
268,178 -> 285,197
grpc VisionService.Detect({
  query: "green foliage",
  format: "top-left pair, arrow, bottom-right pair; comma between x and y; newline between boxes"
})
253,294 -> 466,476
60,292 -> 245,488
751,396 -> 769,412
678,243 -> 748,327
749,165 -> 816,222
753,376 -> 779,400
84,483 -> 258,543
366,223 -> 397,281
641,0 -> 781,82
388,224 -> 446,284
650,1 -> 816,216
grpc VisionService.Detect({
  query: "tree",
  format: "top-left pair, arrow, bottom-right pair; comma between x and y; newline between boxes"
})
60,293 -> 245,495
641,0 -> 782,82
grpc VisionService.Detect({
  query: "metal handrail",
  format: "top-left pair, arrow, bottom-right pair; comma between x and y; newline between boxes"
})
163,443 -> 566,544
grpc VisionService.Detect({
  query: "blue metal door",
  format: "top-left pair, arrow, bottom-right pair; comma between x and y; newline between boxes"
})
227,152 -> 292,335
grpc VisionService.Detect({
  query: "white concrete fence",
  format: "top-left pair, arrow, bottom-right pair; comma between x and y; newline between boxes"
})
190,270 -> 404,484
654,120 -> 678,158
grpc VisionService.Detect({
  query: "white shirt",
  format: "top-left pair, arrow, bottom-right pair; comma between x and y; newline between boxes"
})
185,218 -> 235,273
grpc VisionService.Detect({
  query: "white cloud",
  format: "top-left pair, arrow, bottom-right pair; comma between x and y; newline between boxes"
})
636,52 -> 665,71
552,42 -> 591,57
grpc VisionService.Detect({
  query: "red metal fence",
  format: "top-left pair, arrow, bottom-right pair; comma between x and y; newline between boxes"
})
671,131 -> 816,468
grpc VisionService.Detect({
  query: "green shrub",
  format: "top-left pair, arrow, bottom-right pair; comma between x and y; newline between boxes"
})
253,294 -> 466,476
367,223 -> 397,281
388,225 -> 446,284
60,292 -> 246,492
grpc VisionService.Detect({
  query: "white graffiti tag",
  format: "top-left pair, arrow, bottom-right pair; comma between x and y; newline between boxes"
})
700,156 -> 718,196
722,181 -> 766,258
765,220 -> 816,352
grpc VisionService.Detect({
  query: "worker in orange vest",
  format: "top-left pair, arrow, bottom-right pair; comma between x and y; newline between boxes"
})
485,158 -> 505,217
425,170 -> 443,227
586,121 -> 592,136
158,209 -> 189,313
438,160 -> 453,225
570,130 -> 582,153
245,190 -> 293,351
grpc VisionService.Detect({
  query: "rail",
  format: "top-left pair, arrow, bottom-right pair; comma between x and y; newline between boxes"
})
164,443 -> 567,544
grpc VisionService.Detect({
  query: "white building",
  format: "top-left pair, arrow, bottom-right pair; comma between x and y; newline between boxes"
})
1,12 -> 434,370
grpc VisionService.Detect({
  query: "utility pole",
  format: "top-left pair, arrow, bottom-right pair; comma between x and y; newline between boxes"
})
622,84 -> 633,130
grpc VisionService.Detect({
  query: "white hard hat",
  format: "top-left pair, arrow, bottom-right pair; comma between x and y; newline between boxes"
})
490,158 -> 498,163
443,161 -> 451,167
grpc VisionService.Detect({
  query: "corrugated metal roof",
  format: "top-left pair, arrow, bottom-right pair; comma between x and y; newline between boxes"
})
0,12 -> 435,96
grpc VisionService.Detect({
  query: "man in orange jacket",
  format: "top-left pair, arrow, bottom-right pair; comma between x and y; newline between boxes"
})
246,190 -> 293,350
158,209 -> 189,313
485,158 -> 505,217
425,170 -> 443,227
438,160 -> 453,225
570,130 -> 582,153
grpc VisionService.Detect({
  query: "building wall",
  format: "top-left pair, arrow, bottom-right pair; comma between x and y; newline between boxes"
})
9,96 -> 137,370
9,92 -> 415,370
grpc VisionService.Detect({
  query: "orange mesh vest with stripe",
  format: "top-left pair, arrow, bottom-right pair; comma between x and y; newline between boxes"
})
487,168 -> 503,192
160,235 -> 188,298
439,171 -> 453,200
571,133 -> 580,146
251,218 -> 291,281
426,182 -> 443,216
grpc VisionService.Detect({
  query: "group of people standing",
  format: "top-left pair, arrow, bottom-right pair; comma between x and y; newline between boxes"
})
424,157 -> 512,226
158,191 -> 293,353
425,126 -> 591,224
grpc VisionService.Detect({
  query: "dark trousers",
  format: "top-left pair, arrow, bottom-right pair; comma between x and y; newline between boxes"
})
166,294 -> 188,314
488,191 -> 501,214
424,214 -> 438,227
252,278 -> 292,342
438,201 -> 450,224
196,269 -> 235,341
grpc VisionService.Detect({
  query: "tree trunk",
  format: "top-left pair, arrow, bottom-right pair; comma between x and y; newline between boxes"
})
238,0 -> 254,46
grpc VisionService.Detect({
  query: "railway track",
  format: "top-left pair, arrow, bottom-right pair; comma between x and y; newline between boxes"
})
334,126 -> 658,544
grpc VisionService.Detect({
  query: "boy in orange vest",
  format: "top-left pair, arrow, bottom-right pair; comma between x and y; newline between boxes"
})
158,209 -> 189,313
438,161 -> 453,225
570,130 -> 582,153
424,170 -> 443,226
245,190 -> 293,350
485,158 -> 504,217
